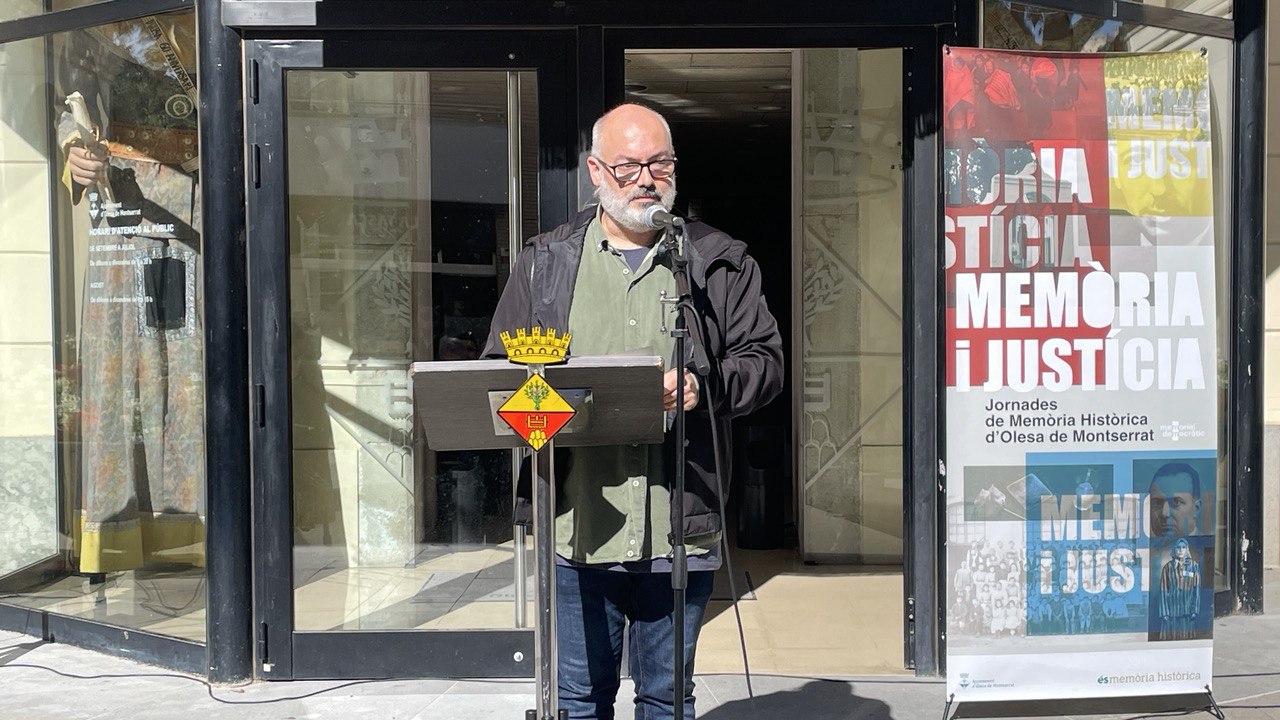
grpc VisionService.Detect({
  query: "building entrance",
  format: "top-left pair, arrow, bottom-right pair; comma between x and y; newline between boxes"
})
245,27 -> 931,681
621,47 -> 909,675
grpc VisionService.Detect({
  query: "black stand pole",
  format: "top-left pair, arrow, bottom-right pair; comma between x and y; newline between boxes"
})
526,364 -> 566,720
672,323 -> 689,720
659,221 -> 710,720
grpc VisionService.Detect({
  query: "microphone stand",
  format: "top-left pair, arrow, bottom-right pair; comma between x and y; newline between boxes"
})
657,219 -> 710,720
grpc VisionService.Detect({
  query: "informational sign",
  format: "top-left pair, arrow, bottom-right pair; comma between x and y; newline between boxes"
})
943,47 -> 1217,702
498,374 -> 576,451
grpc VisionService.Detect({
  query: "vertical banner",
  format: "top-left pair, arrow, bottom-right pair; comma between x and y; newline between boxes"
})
943,47 -> 1217,702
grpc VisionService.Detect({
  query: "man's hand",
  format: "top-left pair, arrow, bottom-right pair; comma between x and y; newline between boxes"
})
662,369 -> 699,411
68,143 -> 108,188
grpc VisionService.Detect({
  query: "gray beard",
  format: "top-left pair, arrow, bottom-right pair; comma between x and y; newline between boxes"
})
597,179 -> 677,234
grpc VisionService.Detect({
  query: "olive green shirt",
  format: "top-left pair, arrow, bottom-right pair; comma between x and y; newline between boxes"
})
557,211 -> 718,564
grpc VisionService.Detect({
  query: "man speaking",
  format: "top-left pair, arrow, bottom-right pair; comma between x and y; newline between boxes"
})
484,103 -> 783,719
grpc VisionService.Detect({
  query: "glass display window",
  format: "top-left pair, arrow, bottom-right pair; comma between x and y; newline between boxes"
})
0,9 -> 206,642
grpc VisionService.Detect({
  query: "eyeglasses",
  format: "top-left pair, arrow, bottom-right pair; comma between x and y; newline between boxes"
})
594,156 -> 677,185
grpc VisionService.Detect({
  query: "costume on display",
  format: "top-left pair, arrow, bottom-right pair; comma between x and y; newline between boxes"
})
58,15 -> 205,574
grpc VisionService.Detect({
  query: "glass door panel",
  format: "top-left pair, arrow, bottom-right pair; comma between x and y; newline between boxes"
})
797,48 -> 905,563
285,69 -> 537,632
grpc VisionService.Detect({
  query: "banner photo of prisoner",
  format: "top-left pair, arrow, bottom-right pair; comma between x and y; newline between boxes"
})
942,46 -> 1217,702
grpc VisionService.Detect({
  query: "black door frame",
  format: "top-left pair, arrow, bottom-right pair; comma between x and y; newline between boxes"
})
244,29 -> 577,680
598,25 -> 945,675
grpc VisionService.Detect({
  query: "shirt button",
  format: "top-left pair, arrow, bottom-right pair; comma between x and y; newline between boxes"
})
630,539 -> 637,545
632,480 -> 640,487
629,319 -> 637,326
626,550 -> 635,558
622,269 -> 630,275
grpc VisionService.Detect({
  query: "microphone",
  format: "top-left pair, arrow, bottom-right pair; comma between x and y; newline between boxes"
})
642,204 -> 684,230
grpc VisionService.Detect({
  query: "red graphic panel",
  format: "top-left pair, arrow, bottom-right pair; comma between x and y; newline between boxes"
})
944,47 -> 1115,390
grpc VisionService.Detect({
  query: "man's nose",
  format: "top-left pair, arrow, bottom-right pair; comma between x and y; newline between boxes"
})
636,165 -> 658,186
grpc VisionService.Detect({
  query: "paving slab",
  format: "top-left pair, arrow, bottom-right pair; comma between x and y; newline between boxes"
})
0,569 -> 1274,720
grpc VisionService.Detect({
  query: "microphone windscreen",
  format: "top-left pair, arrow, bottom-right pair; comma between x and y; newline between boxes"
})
643,204 -> 665,229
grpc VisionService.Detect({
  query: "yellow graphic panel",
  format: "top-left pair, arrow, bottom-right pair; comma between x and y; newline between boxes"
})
1105,53 -> 1214,218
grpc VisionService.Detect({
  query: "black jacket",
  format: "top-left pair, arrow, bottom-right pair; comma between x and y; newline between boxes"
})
483,207 -> 784,536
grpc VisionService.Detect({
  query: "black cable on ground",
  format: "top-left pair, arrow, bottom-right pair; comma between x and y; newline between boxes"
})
6,659 -> 1276,713
706,399 -> 752,696
0,661 -> 528,706
692,310 -> 754,701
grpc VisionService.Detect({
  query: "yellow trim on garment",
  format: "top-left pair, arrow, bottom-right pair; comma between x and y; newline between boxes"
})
76,514 -> 206,574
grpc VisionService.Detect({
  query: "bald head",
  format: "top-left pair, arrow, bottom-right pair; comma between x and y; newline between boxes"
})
587,104 -> 677,236
589,103 -> 673,160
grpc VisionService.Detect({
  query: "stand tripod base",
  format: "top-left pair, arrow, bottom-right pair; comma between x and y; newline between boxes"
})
942,686 -> 1226,720
1203,684 -> 1226,720
525,710 -> 568,720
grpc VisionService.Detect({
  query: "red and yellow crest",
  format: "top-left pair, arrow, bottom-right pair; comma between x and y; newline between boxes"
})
498,374 -> 576,451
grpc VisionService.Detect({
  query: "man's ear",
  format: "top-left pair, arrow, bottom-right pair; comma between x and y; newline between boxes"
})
586,155 -> 603,187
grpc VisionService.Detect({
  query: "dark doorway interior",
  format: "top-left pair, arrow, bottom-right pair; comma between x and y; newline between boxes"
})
622,48 -> 795,549
668,120 -> 794,550
618,44 -> 913,677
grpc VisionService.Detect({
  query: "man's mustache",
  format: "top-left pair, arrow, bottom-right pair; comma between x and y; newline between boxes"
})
628,188 -> 663,201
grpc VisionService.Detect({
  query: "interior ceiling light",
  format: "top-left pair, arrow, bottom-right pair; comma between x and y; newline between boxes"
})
767,83 -> 791,90
755,104 -> 784,111
625,82 -> 648,93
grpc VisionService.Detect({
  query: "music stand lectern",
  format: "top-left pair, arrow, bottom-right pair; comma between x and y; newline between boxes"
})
412,354 -> 665,720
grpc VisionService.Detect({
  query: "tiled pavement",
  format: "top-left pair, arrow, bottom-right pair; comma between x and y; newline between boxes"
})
0,569 -> 1275,720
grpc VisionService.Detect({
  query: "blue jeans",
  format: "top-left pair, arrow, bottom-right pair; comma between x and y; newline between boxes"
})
556,564 -> 715,720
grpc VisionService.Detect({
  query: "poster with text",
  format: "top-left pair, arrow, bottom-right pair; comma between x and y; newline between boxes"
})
943,47 -> 1217,702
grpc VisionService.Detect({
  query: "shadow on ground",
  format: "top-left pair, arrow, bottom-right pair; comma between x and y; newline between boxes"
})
700,680 -> 896,719
0,639 -> 46,666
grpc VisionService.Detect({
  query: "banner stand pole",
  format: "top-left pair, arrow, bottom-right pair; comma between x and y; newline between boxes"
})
942,693 -> 955,720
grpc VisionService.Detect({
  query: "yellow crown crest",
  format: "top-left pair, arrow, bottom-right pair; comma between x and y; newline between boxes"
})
499,327 -> 572,365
